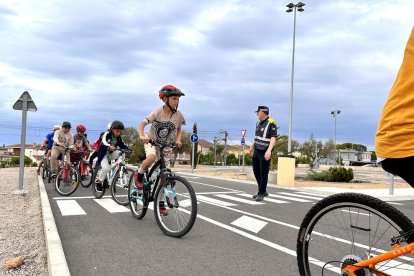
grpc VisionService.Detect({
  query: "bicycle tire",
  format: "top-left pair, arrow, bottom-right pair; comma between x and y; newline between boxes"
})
92,166 -> 106,199
79,162 -> 94,188
128,171 -> 148,219
42,161 -> 49,180
111,168 -> 133,206
55,165 -> 80,196
296,192 -> 414,276
154,175 -> 197,238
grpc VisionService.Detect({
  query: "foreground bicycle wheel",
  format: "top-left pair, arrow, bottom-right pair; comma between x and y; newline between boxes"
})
92,166 -> 107,199
55,165 -> 79,196
79,162 -> 94,188
111,168 -> 133,206
128,173 -> 148,219
154,175 -> 197,238
296,193 -> 414,276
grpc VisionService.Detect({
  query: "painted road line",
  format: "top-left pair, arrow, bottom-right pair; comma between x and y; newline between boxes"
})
190,180 -> 241,192
177,209 -> 338,274
238,193 -> 289,204
387,202 -> 403,206
231,215 -> 268,233
93,199 -> 129,213
279,192 -> 324,200
215,194 -> 265,205
56,200 -> 87,216
195,191 -> 240,195
268,194 -> 310,202
197,195 -> 237,207
296,191 -> 326,197
53,195 -> 113,200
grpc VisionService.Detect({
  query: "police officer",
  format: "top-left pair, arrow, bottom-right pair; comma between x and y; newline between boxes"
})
249,106 -> 277,201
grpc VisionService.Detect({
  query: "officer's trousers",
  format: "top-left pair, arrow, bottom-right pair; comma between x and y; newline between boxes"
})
252,149 -> 270,195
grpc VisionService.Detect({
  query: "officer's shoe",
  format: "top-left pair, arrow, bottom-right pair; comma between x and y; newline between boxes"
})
255,194 -> 264,201
264,192 -> 269,197
252,193 -> 259,199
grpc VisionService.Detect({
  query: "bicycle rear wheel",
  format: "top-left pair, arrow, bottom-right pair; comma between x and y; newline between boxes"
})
296,193 -> 414,276
55,165 -> 79,196
128,171 -> 148,219
92,166 -> 107,199
111,168 -> 133,206
154,175 -> 197,238
79,162 -> 94,188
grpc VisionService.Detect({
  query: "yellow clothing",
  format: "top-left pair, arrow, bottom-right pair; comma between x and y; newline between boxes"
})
376,27 -> 414,158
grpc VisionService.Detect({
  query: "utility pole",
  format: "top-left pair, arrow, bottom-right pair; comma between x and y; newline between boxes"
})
223,131 -> 228,166
213,137 -> 218,168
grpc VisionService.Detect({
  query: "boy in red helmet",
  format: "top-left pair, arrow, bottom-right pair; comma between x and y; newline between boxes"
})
135,84 -> 186,216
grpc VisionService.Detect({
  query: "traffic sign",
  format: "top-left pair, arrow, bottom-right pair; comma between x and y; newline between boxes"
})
190,133 -> 199,143
241,138 -> 245,145
241,129 -> 246,137
13,91 -> 37,111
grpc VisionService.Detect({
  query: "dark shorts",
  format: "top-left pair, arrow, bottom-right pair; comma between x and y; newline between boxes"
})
381,157 -> 414,188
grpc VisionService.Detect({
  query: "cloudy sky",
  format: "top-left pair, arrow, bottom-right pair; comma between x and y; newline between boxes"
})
1,0 -> 413,150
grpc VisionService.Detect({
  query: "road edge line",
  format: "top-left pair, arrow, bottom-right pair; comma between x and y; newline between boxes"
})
38,174 -> 71,276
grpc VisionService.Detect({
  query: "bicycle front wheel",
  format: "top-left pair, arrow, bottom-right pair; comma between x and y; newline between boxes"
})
111,168 -> 133,206
92,166 -> 106,199
296,193 -> 414,276
55,165 -> 79,196
128,172 -> 148,219
154,175 -> 197,238
79,162 -> 94,188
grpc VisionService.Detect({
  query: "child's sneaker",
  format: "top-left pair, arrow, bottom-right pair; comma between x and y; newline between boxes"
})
95,179 -> 103,191
134,171 -> 144,189
159,201 -> 168,216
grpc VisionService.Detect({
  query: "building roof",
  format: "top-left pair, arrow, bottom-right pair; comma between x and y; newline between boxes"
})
6,144 -> 37,149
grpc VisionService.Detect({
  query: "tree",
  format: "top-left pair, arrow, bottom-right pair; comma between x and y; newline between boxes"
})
122,127 -> 145,165
320,139 -> 335,159
299,133 -> 320,169
337,143 -> 367,152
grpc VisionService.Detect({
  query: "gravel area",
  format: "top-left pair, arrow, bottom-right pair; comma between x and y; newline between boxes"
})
0,167 -> 48,275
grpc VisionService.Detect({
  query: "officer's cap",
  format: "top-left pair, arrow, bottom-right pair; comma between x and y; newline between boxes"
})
255,106 -> 269,115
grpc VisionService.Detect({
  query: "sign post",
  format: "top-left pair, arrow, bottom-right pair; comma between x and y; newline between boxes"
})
190,133 -> 199,173
241,129 -> 246,173
13,91 -> 37,192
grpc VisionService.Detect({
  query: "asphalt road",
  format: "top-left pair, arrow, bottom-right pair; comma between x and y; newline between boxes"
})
43,173 -> 414,276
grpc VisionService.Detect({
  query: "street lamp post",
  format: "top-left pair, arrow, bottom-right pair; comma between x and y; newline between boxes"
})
331,110 -> 341,164
286,2 -> 305,154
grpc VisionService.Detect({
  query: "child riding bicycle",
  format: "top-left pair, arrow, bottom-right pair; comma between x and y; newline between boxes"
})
135,84 -> 186,216
95,120 -> 130,191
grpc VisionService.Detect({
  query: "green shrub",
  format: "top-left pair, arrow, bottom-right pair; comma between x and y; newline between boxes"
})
327,166 -> 353,182
32,162 -> 38,167
307,170 -> 329,181
307,167 -> 353,182
0,162 -> 5,168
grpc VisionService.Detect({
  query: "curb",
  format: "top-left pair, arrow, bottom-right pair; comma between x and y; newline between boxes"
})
37,174 -> 71,276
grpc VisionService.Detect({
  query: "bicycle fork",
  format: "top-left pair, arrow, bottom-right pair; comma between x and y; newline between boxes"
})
163,182 -> 179,208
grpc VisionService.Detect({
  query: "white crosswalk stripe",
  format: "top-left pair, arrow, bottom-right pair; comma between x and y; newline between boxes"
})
268,194 -> 311,202
215,194 -> 265,205
93,199 -> 130,213
56,200 -> 87,216
279,192 -> 324,200
197,195 -> 237,206
238,193 -> 289,204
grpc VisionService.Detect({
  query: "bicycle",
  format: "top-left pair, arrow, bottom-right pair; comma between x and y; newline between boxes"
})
54,147 -> 80,196
91,148 -> 134,206
128,140 -> 197,238
71,150 -> 94,188
296,192 -> 414,275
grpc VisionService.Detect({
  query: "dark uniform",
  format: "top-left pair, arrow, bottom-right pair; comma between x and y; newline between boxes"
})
253,106 -> 277,199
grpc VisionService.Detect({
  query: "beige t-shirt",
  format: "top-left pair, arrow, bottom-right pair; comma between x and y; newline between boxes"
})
145,107 -> 186,143
53,129 -> 74,147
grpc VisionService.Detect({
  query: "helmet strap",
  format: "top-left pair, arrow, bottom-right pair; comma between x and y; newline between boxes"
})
164,97 -> 177,114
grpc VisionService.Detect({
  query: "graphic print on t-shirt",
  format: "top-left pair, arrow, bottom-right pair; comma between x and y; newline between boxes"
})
154,121 -> 176,142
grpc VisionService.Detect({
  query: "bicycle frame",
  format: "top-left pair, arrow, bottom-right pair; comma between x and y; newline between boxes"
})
103,149 -> 129,183
344,240 -> 414,275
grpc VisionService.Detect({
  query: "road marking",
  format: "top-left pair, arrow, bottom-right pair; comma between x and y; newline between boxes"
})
238,193 -> 289,203
56,200 -> 86,216
190,181 -> 241,192
93,199 -> 129,213
231,215 -> 268,233
268,194 -> 310,202
53,195 -> 113,200
195,191 -> 240,195
296,191 -> 326,197
279,192 -> 324,200
387,202 -> 403,206
215,194 -> 265,205
178,209 -> 338,274
196,195 -> 237,206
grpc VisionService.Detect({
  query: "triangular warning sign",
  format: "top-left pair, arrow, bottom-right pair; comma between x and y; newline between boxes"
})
13,91 -> 37,111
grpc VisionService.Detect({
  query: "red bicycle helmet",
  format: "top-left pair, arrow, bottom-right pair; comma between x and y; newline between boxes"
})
158,84 -> 185,100
76,124 -> 86,132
